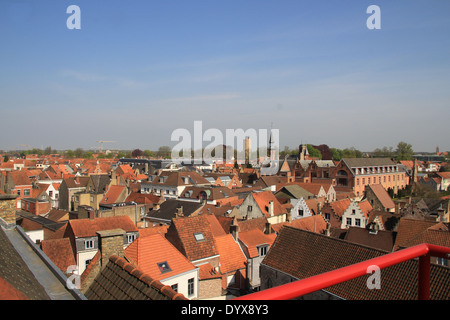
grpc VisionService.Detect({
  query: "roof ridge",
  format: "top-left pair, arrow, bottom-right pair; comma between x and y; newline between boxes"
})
281,225 -> 390,254
109,255 -> 188,300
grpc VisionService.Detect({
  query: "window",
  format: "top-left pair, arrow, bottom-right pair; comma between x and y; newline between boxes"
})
127,234 -> 136,243
157,261 -> 172,274
49,191 -> 53,197
85,240 -> 94,249
346,218 -> 352,226
188,278 -> 194,296
298,209 -> 304,217
17,189 -> 21,196
248,205 -> 252,212
355,218 -> 361,227
194,233 -> 205,241
324,213 -> 330,221
352,209 -> 356,214
171,283 -> 178,292
24,189 -> 30,196
258,245 -> 268,256
85,259 -> 92,268
437,257 -> 448,267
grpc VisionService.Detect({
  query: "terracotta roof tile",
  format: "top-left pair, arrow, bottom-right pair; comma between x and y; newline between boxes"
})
367,184 -> 395,209
198,263 -> 221,280
125,233 -> 197,281
166,215 -> 219,262
238,229 -> 277,258
100,185 -> 126,204
262,226 -> 450,300
9,171 -> 32,186
393,218 -> 438,250
67,216 -> 138,238
214,234 -> 247,274
252,191 -> 287,217
84,255 -> 188,300
40,238 -> 76,274
0,277 -> 29,300
329,198 -> 352,217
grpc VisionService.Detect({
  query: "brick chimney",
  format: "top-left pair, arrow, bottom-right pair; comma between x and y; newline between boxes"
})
230,217 -> 239,241
97,229 -> 125,269
0,194 -> 18,229
264,221 -> 272,235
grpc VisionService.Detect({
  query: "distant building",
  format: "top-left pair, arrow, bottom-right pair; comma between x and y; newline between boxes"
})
333,158 -> 408,197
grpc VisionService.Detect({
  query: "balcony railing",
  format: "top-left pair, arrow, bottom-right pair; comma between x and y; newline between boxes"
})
233,243 -> 450,300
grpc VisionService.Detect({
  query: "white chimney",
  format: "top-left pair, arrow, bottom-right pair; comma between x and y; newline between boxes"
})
268,200 -> 274,216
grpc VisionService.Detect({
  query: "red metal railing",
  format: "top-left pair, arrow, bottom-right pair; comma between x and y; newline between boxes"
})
234,243 -> 450,300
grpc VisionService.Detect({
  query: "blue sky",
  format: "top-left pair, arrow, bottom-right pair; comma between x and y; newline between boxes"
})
1,0 -> 449,153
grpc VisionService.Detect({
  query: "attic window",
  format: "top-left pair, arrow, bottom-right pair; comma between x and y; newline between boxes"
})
157,261 -> 172,274
194,232 -> 205,241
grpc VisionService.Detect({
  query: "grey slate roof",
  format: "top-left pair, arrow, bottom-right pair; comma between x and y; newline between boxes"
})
146,199 -> 204,224
0,226 -> 50,300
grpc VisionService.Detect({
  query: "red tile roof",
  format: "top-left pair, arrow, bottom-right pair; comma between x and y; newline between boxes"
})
367,184 -> 395,209
393,218 -> 440,250
67,216 -> 138,238
287,215 -> 328,234
238,229 -> 277,258
9,171 -> 32,186
167,215 -> 219,262
252,191 -> 287,217
263,226 -> 450,300
100,185 -> 126,204
125,233 -> 197,281
329,198 -> 352,217
357,199 -> 373,218
205,215 -> 227,237
84,255 -> 188,300
214,234 -> 247,274
40,238 -> 76,274
0,278 -> 29,300
125,192 -> 160,204
198,263 -> 221,280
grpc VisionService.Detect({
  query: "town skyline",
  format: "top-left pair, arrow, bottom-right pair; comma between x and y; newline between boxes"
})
1,1 -> 450,152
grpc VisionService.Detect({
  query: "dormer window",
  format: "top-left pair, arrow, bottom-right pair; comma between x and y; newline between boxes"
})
257,245 -> 269,256
85,240 -> 94,249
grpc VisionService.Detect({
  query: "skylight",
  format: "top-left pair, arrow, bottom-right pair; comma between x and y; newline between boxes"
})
157,261 -> 171,274
194,232 -> 205,241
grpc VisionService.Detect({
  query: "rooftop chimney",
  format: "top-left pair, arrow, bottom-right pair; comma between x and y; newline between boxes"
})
325,221 -> 331,237
230,217 -> 239,241
268,200 -> 274,217
264,221 -> 272,235
97,229 -> 125,270
0,194 -> 18,229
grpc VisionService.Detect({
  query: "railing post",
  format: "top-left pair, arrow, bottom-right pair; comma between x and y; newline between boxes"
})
418,253 -> 430,300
